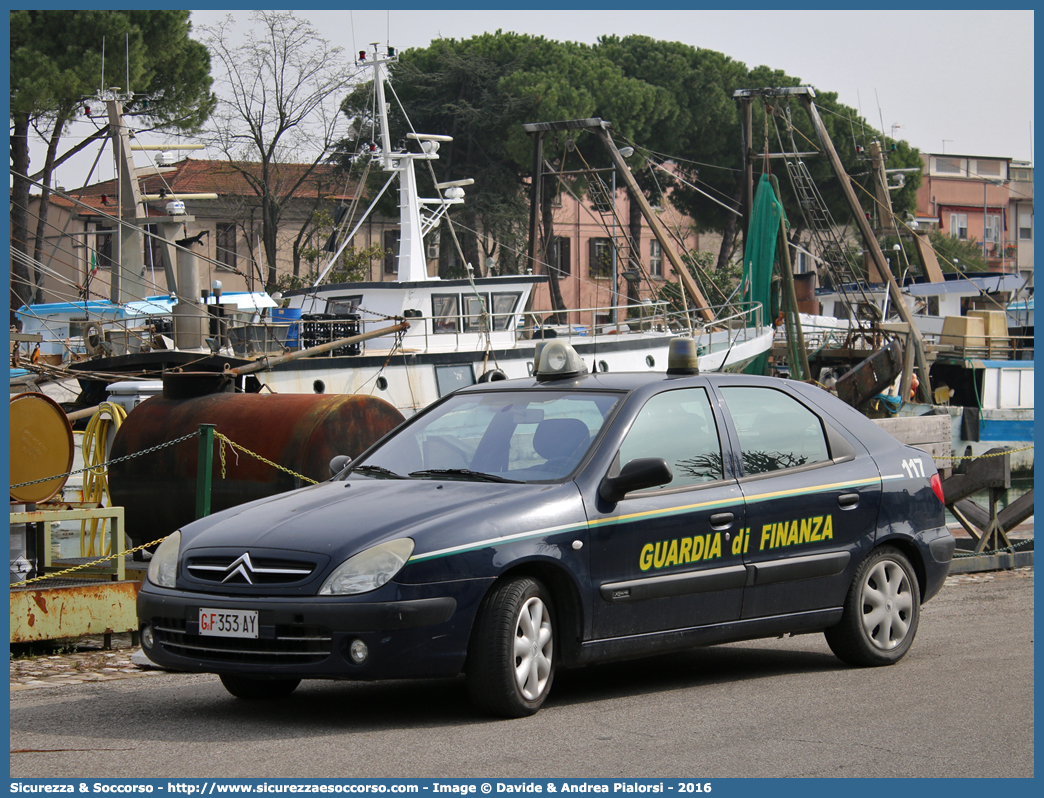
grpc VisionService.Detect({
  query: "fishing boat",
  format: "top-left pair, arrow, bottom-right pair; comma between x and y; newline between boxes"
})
12,44 -> 772,416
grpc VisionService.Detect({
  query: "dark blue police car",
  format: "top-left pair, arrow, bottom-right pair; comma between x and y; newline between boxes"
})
137,339 -> 955,717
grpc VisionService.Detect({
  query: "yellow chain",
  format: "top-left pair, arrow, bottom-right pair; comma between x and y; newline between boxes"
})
213,432 -> 318,485
10,535 -> 171,588
944,444 -> 1034,462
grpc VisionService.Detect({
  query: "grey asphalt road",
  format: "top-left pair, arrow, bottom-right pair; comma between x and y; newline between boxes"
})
9,569 -> 1033,780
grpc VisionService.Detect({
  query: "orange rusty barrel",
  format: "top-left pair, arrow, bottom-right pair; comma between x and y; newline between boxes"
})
10,392 -> 75,504
108,392 -> 405,547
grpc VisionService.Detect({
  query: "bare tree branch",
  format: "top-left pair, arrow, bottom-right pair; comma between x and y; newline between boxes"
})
200,11 -> 361,289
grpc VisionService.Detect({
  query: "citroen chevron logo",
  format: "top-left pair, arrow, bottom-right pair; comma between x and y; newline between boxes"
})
223,552 -> 257,584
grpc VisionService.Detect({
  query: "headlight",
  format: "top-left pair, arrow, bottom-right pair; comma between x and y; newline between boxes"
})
319,538 -> 414,596
147,530 -> 181,588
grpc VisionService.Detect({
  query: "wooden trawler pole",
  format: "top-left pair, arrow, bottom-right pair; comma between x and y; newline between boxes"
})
592,123 -> 716,323
797,93 -> 933,403
869,141 -> 900,239
523,117 -> 714,324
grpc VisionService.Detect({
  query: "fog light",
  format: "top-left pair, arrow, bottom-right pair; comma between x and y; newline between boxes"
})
349,638 -> 369,664
141,625 -> 155,650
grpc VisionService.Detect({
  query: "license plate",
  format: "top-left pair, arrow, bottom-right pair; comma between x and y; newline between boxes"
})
198,608 -> 258,639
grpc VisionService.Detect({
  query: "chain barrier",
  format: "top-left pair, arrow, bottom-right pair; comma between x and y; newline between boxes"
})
10,535 -> 170,588
214,432 -> 318,485
953,536 -> 1034,559
11,427 -> 316,589
9,430 -> 202,491
943,444 -> 1033,463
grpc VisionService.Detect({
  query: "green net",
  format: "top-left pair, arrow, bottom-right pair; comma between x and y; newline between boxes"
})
741,174 -> 785,375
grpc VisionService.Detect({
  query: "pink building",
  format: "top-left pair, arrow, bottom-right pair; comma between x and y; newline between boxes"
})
915,152 -> 1033,277
527,182 -> 703,325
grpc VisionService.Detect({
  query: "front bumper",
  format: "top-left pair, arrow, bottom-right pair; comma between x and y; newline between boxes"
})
137,577 -> 494,679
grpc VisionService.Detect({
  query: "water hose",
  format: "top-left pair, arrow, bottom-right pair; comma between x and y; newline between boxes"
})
80,402 -> 128,557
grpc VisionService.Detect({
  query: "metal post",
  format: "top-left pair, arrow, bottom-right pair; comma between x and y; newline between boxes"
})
611,169 -> 618,324
196,424 -> 216,519
983,180 -> 988,261
527,131 -> 545,274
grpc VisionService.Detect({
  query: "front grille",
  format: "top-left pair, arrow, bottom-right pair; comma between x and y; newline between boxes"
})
185,554 -> 317,586
153,616 -> 333,666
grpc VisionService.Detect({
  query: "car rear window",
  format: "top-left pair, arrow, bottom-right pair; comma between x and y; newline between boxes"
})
720,386 -> 830,475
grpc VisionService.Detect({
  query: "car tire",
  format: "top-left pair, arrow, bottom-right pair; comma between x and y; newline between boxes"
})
825,546 -> 921,667
219,674 -> 301,700
467,576 -> 556,717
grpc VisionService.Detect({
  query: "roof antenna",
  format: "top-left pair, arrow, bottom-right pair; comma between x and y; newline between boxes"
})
125,33 -> 130,97
715,329 -> 737,372
100,36 -> 105,94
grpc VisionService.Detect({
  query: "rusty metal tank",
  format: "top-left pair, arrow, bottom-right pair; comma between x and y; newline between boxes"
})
108,392 -> 405,547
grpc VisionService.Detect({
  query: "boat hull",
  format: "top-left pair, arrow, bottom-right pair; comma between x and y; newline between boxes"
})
260,326 -> 773,416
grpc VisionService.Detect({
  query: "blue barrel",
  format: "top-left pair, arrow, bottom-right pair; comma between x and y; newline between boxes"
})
271,307 -> 302,348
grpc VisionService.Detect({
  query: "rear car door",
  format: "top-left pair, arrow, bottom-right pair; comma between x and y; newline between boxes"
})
715,383 -> 881,619
587,386 -> 746,639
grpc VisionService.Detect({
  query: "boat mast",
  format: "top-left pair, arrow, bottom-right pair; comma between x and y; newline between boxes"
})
365,43 -> 464,283
104,91 -> 149,303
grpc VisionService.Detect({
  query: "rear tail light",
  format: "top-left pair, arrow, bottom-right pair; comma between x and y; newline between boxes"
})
930,473 -> 945,505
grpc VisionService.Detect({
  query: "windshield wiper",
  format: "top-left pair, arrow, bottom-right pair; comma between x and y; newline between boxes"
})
348,464 -> 404,479
408,468 -> 521,484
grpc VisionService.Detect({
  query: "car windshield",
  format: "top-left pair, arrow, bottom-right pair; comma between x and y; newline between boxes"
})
349,390 -> 621,483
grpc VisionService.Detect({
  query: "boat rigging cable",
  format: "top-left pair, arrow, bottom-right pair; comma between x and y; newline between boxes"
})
647,161 -> 742,217
769,98 -> 879,321
563,141 -> 657,304
584,139 -> 737,315
530,134 -> 737,325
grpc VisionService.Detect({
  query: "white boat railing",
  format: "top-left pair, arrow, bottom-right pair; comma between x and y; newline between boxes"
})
274,301 -> 766,358
921,332 -> 1034,362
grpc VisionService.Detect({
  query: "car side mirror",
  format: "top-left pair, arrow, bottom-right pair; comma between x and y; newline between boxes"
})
599,457 -> 672,503
329,454 -> 352,477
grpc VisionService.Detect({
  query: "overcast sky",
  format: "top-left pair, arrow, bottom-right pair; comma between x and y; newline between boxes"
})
39,7 -> 1034,191
193,8 -> 1034,157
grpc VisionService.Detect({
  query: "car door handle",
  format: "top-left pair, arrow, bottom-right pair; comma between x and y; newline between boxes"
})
838,493 -> 860,509
710,512 -> 735,530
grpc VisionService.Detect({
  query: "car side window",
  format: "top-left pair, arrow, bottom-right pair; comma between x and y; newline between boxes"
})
617,388 -> 723,490
720,386 -> 830,475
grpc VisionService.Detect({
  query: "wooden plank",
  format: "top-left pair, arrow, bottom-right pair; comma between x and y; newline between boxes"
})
872,415 -> 952,446
914,234 -> 946,283
872,416 -> 952,470
911,442 -> 952,460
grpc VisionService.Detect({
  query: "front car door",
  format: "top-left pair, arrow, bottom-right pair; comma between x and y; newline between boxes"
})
714,382 -> 881,620
586,385 -> 747,640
